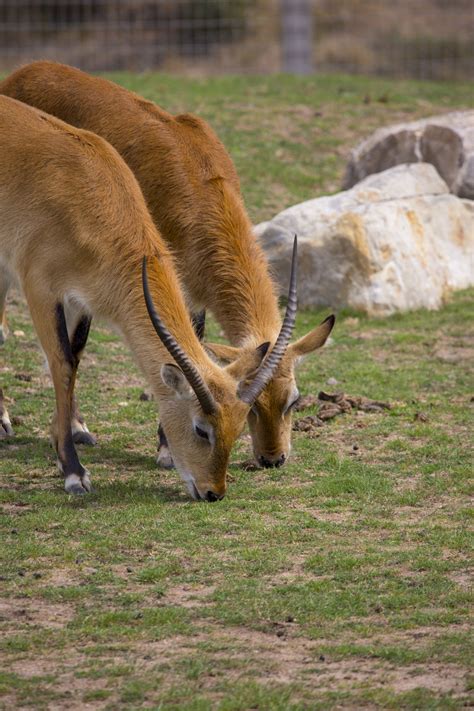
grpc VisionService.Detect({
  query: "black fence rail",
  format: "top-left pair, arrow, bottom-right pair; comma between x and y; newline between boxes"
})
0,0 -> 473,80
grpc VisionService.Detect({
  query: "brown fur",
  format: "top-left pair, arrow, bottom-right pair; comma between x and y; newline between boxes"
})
0,62 -> 334,467
0,94 -> 260,499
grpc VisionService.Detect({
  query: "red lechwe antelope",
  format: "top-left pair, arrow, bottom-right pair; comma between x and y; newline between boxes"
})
0,95 -> 299,500
0,61 -> 335,469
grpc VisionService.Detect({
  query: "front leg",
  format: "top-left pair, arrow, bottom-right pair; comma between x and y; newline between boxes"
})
50,311 -> 96,447
65,305 -> 96,446
26,291 -> 92,494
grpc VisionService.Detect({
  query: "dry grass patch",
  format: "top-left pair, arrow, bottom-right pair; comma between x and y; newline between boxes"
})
0,597 -> 74,631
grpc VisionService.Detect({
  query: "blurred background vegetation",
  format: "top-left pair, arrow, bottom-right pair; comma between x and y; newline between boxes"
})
1,0 -> 473,80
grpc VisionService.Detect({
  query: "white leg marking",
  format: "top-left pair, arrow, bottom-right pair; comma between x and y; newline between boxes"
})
0,409 -> 13,437
64,469 -> 92,494
72,418 -> 90,434
64,473 -> 81,492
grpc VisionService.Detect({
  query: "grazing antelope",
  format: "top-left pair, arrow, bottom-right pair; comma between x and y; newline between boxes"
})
0,95 -> 298,499
0,61 -> 335,469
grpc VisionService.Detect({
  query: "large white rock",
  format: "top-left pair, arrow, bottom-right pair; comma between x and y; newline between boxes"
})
258,163 -> 474,315
344,111 -> 474,199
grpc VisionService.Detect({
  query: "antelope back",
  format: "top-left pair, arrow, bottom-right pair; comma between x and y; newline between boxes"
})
0,61 -> 280,333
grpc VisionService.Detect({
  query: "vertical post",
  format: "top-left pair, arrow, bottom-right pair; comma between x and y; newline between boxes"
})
280,0 -> 313,74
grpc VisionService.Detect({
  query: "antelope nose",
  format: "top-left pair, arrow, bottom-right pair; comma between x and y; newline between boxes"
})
275,454 -> 286,468
259,454 -> 286,469
205,490 -> 224,502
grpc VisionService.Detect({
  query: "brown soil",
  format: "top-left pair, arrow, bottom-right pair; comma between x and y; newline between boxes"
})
0,597 -> 74,630
4,621 -> 470,709
163,583 -> 216,609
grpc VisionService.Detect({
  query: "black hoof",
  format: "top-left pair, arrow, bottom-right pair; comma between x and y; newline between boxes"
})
1,420 -> 14,438
68,484 -> 88,495
64,472 -> 93,495
73,430 -> 97,446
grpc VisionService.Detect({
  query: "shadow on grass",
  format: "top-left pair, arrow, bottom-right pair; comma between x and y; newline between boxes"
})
0,434 -> 153,467
0,435 -> 188,504
78,480 -> 187,506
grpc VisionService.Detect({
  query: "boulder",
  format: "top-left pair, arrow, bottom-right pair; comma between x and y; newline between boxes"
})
343,111 -> 474,199
258,163 -> 474,315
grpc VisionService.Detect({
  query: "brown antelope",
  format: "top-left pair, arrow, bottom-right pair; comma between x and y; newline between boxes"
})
0,61 -> 335,469
0,94 -> 298,499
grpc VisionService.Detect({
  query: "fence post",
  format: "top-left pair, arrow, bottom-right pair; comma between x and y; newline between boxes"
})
280,0 -> 313,74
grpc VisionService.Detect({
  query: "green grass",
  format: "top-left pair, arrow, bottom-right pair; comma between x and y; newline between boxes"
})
1,73 -> 473,709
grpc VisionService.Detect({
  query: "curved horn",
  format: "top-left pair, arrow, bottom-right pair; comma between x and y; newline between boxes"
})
238,235 -> 298,406
142,257 -> 217,415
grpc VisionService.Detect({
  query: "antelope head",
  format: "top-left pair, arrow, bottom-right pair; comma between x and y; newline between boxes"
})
205,239 -> 335,469
142,253 -> 298,501
244,313 -> 335,468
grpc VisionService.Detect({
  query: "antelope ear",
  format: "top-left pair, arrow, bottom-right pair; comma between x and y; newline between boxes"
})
160,363 -> 192,398
225,341 -> 270,380
205,342 -> 243,364
288,315 -> 335,358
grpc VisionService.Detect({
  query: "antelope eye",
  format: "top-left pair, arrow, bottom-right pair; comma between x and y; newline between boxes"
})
194,425 -> 210,441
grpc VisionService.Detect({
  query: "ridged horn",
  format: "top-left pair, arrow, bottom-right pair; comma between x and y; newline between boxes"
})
238,235 -> 298,405
142,257 -> 217,415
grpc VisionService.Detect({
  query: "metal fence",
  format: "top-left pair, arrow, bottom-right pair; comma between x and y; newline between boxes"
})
0,0 -> 473,80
